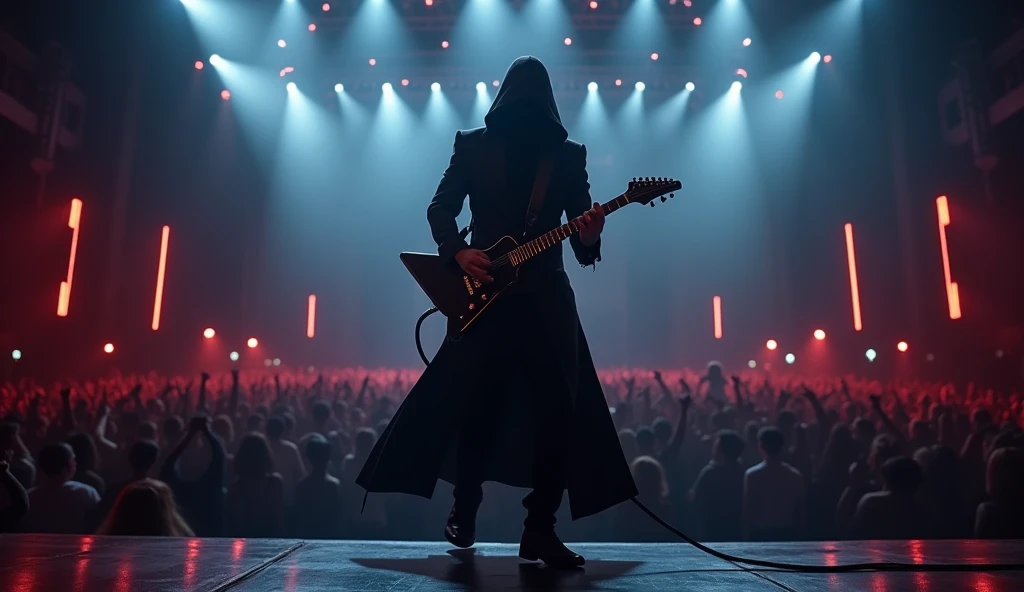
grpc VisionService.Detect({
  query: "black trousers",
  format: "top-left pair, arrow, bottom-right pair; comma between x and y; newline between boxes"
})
451,295 -> 573,530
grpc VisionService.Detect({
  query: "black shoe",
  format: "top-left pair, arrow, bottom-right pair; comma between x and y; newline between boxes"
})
444,504 -> 477,548
518,528 -> 585,568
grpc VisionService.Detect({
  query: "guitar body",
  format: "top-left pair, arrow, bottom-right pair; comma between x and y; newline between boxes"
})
401,236 -> 520,340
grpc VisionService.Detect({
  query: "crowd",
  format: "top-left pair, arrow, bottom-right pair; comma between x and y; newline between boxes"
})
0,364 -> 1022,542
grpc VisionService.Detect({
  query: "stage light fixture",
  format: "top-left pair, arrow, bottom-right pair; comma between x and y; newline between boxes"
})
693,17 -> 702,26
382,82 -> 393,92
476,82 -> 486,92
492,80 -> 500,87
441,41 -> 449,49
814,329 -> 826,341
426,0 -> 433,5
369,58 -> 377,66
286,82 -> 297,92
590,0 -> 598,8
810,52 -> 822,64
736,68 -> 748,78
713,296 -> 722,339
273,358 -> 282,367
650,53 -> 659,61
747,360 -> 756,369
743,38 -> 751,47
785,353 -> 796,364
587,82 -> 598,92
203,328 -> 216,339
12,350 -> 21,361
220,90 -> 231,100
685,82 -> 695,91
264,359 -> 273,367
247,338 -> 259,349
431,82 -> 441,92
308,23 -> 316,31
776,90 -> 784,100
635,81 -> 646,91
564,37 -> 572,46
104,343 -> 115,354
335,83 -> 344,92
401,79 -> 409,86
230,351 -> 240,362
322,2 -> 330,11
766,339 -> 778,351
194,61 -> 204,70
897,341 -> 909,353
277,39 -> 287,48
824,55 -> 832,64
731,81 -> 743,91
866,349 -> 877,362
615,79 -> 622,86
57,198 -> 83,317
209,54 -> 222,65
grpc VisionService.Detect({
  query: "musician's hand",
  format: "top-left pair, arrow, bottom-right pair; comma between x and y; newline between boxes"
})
579,202 -> 604,247
455,249 -> 493,283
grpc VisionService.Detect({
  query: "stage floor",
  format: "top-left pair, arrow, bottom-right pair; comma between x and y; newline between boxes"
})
0,535 -> 1021,591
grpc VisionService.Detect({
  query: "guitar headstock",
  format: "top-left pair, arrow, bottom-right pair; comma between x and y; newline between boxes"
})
626,177 -> 682,208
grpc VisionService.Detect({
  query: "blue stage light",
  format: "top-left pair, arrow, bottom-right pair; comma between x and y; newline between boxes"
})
335,83 -> 344,93
587,82 -> 598,92
286,82 -> 297,92
431,82 -> 441,92
635,81 -> 645,91
685,82 -> 695,92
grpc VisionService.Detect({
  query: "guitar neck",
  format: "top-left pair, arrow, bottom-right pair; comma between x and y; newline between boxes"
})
507,193 -> 631,267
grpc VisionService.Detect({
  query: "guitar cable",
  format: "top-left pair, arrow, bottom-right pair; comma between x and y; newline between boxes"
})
412,306 -> 1024,574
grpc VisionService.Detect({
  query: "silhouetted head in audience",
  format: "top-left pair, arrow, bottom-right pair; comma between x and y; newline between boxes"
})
705,361 -> 724,382
65,432 -> 98,475
880,456 -> 922,496
990,428 -> 1024,458
138,421 -> 157,442
246,413 -> 264,433
869,433 -> 902,475
631,455 -> 668,499
162,416 -> 184,446
120,412 -> 141,444
853,417 -> 876,451
776,411 -> 797,441
652,417 -> 672,451
311,401 -> 331,431
97,479 -> 194,537
212,414 -> 234,445
909,419 -> 932,447
614,401 -> 633,429
305,434 -> 333,475
822,425 -> 859,470
848,460 -> 870,489
235,433 -> 274,479
972,409 -> 993,432
353,428 -> 377,458
618,429 -> 638,463
0,421 -> 30,458
986,447 -> 1024,507
744,421 -> 760,449
758,427 -> 785,461
266,417 -> 286,442
38,443 -> 76,485
636,427 -> 655,457
129,439 -> 160,480
713,430 -> 745,464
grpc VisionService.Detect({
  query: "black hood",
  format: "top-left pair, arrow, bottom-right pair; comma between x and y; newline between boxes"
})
484,56 -> 568,144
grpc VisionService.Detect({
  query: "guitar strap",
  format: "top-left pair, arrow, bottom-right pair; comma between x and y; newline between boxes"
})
524,155 -> 555,237
459,153 -> 556,241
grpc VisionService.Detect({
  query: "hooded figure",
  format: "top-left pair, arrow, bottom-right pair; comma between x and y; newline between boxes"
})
356,56 -> 637,567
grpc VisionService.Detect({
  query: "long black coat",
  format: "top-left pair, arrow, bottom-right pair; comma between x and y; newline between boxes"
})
356,57 -> 637,521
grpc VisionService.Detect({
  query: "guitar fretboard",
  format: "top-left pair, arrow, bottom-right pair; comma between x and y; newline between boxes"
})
507,193 -> 631,267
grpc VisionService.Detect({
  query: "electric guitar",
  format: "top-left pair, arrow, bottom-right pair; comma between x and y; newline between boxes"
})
401,177 -> 682,339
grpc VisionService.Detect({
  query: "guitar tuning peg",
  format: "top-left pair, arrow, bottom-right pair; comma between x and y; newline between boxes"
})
669,193 -> 675,198
661,196 -> 667,202
649,202 -> 655,207
632,177 -> 637,182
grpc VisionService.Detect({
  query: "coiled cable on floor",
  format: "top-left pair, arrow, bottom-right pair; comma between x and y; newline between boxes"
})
630,497 -> 1024,573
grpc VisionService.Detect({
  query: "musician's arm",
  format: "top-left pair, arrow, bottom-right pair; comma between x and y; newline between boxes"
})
566,144 -> 601,267
427,131 -> 471,263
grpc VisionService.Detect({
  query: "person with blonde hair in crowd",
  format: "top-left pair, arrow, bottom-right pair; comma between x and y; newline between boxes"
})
97,478 -> 194,537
